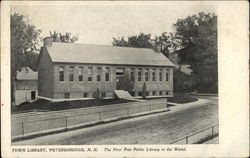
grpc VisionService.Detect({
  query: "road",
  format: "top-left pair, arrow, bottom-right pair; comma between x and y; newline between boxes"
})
13,96 -> 218,145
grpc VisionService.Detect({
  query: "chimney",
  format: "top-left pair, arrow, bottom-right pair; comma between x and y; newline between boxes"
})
43,37 -> 53,47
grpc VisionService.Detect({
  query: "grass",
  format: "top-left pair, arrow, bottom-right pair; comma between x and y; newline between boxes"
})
143,94 -> 198,104
12,98 -> 135,113
194,133 -> 219,144
167,94 -> 198,104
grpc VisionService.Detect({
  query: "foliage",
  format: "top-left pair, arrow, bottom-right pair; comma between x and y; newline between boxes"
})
49,31 -> 78,43
167,94 -> 198,104
173,68 -> 196,93
112,32 -> 177,56
194,133 -> 219,144
142,83 -> 147,99
113,33 -> 153,48
112,12 -> 217,93
11,13 -> 41,103
12,98 -> 134,113
124,73 -> 135,93
172,12 -> 217,93
11,13 -> 41,78
93,87 -> 102,100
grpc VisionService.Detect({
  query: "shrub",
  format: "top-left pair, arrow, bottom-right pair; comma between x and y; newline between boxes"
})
142,82 -> 147,99
93,87 -> 102,100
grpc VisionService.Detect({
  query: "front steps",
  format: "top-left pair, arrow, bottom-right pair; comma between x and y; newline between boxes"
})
114,90 -> 144,102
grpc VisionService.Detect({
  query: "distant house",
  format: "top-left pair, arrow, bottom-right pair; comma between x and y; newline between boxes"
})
167,49 -> 192,75
15,67 -> 38,105
167,47 -> 196,92
37,37 -> 175,100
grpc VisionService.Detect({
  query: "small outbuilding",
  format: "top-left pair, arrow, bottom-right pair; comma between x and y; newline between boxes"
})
14,67 -> 38,105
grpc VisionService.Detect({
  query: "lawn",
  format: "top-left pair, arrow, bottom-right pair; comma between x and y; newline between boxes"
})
167,94 -> 198,104
142,94 -> 198,104
12,98 -> 135,113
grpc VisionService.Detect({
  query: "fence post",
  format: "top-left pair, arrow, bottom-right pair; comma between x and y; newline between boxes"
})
212,126 -> 214,141
186,137 -> 188,144
65,117 -> 68,130
99,112 -> 102,121
21,122 -> 24,135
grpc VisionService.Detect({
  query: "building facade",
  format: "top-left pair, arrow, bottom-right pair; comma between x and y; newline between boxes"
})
38,37 -> 175,100
15,67 -> 38,105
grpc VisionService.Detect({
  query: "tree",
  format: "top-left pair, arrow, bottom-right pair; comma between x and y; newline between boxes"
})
112,32 -> 174,55
49,31 -> 78,43
11,13 -> 41,103
172,12 -> 217,93
112,37 -> 129,47
11,13 -> 41,75
113,33 -> 153,48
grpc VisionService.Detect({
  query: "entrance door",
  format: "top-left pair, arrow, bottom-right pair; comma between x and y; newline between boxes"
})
31,91 -> 36,100
116,68 -> 125,90
116,76 -> 125,90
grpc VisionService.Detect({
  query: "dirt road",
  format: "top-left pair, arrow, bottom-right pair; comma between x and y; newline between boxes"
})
13,96 -> 218,145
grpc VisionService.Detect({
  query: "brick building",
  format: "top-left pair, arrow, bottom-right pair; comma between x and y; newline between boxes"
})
38,37 -> 174,100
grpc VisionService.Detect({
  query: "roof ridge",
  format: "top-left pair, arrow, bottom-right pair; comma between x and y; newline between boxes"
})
52,42 -> 155,51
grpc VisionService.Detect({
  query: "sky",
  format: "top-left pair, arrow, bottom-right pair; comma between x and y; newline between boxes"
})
11,2 -> 216,45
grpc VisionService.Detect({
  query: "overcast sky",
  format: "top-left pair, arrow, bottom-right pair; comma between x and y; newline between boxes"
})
11,2 -> 216,45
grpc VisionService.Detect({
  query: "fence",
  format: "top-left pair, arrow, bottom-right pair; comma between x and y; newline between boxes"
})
12,101 -> 168,137
170,124 -> 219,144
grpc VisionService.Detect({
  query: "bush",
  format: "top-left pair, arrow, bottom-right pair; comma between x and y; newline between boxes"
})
93,87 -> 102,100
142,82 -> 147,99
168,94 -> 198,104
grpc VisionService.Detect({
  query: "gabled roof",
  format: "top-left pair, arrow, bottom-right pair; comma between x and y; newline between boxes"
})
45,42 -> 175,67
16,67 -> 38,80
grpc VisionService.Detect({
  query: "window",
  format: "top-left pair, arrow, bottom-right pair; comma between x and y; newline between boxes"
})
159,69 -> 163,82
31,91 -> 36,100
166,70 -> 169,82
138,68 -> 142,82
130,68 -> 135,80
165,91 -> 169,95
159,91 -> 162,96
83,93 -> 88,98
59,66 -> 65,82
79,67 -> 83,82
64,93 -> 70,99
116,68 -> 124,76
138,91 -> 142,96
69,66 -> 74,82
152,69 -> 156,82
88,67 -> 93,82
105,67 -> 110,82
97,67 -> 102,82
146,91 -> 149,96
153,91 -> 156,96
145,69 -> 149,82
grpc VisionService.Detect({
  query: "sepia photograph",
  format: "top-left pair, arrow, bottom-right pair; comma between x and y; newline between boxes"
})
1,1 -> 249,157
9,3 -> 219,145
